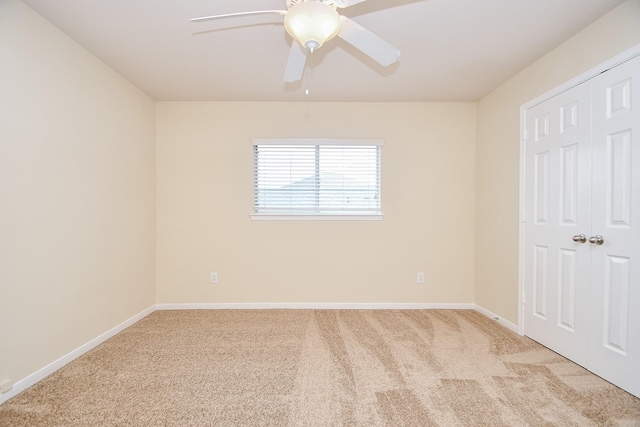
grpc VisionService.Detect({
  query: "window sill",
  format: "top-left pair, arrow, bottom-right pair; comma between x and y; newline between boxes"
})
250,213 -> 384,221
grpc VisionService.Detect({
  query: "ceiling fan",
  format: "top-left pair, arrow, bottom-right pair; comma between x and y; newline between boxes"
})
191,0 -> 400,83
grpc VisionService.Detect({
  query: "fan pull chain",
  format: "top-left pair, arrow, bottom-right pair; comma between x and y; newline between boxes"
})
305,66 -> 313,95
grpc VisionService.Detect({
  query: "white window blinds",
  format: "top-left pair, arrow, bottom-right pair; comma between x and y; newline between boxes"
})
253,139 -> 382,216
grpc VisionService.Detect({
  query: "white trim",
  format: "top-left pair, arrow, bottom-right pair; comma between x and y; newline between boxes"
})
518,104 -> 527,337
474,304 -> 519,334
518,43 -> 640,338
250,213 -> 384,221
156,302 -> 476,310
0,305 -> 155,405
253,138 -> 384,146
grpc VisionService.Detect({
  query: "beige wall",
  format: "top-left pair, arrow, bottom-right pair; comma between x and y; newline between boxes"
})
0,0 -> 156,387
156,102 -> 476,304
475,0 -> 640,324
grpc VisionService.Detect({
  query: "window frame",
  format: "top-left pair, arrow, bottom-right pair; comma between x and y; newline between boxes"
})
250,138 -> 384,221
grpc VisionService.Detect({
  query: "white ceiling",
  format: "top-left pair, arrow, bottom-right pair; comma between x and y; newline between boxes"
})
21,0 -> 624,102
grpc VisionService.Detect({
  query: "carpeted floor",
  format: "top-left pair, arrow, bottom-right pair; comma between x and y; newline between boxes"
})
1,309 -> 639,426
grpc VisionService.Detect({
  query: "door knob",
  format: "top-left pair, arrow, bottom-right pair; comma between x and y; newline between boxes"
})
572,234 -> 587,243
588,235 -> 604,245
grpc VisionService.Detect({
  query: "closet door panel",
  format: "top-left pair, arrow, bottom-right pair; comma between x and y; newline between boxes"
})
589,54 -> 640,398
523,83 -> 592,366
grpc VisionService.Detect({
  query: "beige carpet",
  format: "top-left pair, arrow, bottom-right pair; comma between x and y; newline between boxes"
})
1,309 -> 639,426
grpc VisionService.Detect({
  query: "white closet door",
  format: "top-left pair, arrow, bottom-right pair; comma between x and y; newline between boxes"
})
523,82 -> 592,367
589,54 -> 640,397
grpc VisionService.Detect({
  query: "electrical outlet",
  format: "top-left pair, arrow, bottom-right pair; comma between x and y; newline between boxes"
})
417,272 -> 425,284
210,272 -> 218,284
0,379 -> 13,393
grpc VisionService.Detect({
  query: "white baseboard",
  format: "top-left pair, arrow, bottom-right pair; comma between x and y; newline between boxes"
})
0,305 -> 155,405
474,304 -> 519,334
156,302 -> 477,310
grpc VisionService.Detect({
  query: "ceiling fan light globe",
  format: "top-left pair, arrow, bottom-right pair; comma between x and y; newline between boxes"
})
284,1 -> 341,51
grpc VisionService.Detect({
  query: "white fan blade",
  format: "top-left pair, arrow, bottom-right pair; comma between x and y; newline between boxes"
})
284,42 -> 307,83
334,0 -> 369,8
191,10 -> 286,22
338,17 -> 400,66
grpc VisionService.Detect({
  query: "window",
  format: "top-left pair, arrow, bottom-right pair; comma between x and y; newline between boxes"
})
252,139 -> 383,220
